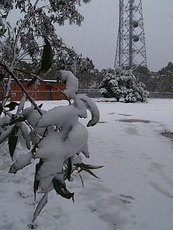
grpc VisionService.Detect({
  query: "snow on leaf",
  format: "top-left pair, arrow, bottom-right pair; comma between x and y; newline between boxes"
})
18,122 -> 31,150
64,122 -> 88,160
9,152 -> 33,174
60,70 -> 78,98
73,95 -> 87,118
23,106 -> 46,135
16,94 -> 26,114
37,105 -> 78,128
78,95 -> 100,126
0,124 -> 14,144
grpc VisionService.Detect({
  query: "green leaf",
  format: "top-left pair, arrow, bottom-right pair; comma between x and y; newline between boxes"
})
32,192 -> 48,223
75,163 -> 104,179
8,125 -> 19,159
4,101 -> 19,111
26,77 -> 37,87
0,103 -> 3,115
37,37 -> 53,75
52,177 -> 74,201
78,167 -> 100,179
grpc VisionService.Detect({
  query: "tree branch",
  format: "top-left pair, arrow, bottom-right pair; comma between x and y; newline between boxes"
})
0,62 -> 42,115
14,67 -> 71,104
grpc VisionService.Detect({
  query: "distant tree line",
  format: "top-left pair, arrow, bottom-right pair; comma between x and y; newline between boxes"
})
79,62 -> 173,94
2,57 -> 173,94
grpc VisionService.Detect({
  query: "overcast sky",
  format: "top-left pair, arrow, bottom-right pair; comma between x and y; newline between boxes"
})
57,0 -> 173,72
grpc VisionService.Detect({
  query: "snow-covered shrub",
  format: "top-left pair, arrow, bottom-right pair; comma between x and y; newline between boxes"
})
0,70 -> 101,224
0,0 -> 103,226
99,70 -> 121,101
99,69 -> 148,102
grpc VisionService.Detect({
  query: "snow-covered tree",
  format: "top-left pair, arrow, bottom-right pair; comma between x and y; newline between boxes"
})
0,0 -> 102,226
0,0 -> 94,81
99,69 -> 148,102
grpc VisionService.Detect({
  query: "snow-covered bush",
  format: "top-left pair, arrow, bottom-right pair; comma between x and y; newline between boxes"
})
99,69 -> 148,102
0,70 -> 101,224
0,0 -> 103,226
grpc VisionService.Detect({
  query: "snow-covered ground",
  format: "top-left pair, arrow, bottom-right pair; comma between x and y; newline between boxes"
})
1,98 -> 173,230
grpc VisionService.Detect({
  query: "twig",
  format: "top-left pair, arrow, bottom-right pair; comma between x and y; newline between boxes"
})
14,67 -> 71,104
0,62 -> 42,115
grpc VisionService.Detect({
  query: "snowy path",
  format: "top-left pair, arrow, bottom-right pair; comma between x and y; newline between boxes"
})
0,99 -> 173,230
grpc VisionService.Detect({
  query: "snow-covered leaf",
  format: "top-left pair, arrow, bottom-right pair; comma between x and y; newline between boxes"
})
60,70 -> 78,98
78,95 -> 100,126
37,105 -> 78,128
16,94 -> 26,114
9,152 -> 33,174
18,122 -> 31,150
0,124 -> 14,144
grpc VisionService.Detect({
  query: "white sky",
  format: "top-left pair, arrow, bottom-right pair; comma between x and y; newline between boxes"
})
57,0 -> 173,72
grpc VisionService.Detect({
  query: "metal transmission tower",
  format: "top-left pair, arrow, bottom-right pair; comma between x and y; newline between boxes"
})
114,0 -> 147,72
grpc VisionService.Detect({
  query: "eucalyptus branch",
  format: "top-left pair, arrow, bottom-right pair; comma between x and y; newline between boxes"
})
0,62 -> 42,115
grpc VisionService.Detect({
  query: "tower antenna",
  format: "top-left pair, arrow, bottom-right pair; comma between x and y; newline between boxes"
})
114,0 -> 147,73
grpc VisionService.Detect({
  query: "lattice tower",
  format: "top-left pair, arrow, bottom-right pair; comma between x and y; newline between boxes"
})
114,0 -> 147,72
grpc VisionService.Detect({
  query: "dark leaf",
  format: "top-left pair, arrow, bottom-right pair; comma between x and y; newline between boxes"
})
0,102 -> 3,115
78,167 -> 100,179
38,103 -> 43,108
75,163 -> 104,179
33,160 -> 43,199
26,77 -> 37,87
32,192 -> 48,223
8,125 -> 19,159
0,73 -> 5,81
4,101 -> 19,111
52,177 -> 74,201
37,37 -> 53,74
66,157 -> 72,181
76,163 -> 104,170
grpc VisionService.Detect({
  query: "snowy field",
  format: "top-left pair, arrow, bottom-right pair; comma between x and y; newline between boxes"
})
0,98 -> 173,230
